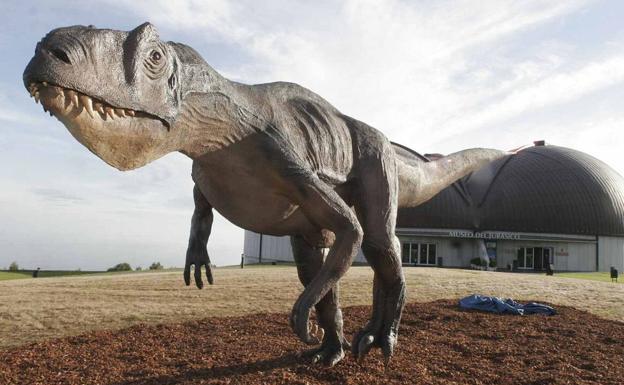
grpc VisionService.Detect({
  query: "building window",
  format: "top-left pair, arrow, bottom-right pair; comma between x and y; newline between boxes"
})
402,243 -> 410,264
401,242 -> 437,266
517,247 -> 553,270
410,244 -> 419,264
428,244 -> 436,265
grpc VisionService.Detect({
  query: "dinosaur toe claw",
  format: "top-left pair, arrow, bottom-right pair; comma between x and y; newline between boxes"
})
356,334 -> 375,361
183,265 -> 191,286
290,304 -> 318,345
194,264 -> 204,289
205,263 -> 214,285
298,342 -> 345,366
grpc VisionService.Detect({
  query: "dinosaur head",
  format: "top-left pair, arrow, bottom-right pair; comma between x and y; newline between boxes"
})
23,23 -> 188,170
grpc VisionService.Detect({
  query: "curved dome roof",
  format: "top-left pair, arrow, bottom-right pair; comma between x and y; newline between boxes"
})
397,144 -> 624,236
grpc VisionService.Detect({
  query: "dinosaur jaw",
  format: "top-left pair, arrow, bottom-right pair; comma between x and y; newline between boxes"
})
28,82 -> 175,171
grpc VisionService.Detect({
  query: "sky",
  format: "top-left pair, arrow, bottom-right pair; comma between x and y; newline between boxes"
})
1,0 -> 624,270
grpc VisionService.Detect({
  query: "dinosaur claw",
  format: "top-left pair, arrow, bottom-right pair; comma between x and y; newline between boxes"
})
183,266 -> 191,286
310,321 -> 318,335
290,303 -> 318,345
194,265 -> 204,289
184,248 -> 214,289
205,263 -> 214,285
298,342 -> 346,366
356,334 -> 375,361
191,262 -> 203,289
381,334 -> 397,367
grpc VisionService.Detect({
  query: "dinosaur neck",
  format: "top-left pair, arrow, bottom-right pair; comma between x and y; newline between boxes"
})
172,65 -> 270,159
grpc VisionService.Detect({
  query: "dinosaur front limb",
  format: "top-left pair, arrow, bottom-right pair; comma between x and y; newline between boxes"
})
183,184 -> 214,289
291,235 -> 350,366
288,175 -> 363,347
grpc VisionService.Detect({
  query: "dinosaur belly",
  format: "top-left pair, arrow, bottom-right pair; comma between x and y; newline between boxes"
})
192,162 -> 312,236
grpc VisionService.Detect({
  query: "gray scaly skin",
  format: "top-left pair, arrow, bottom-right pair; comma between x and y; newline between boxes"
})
24,23 -> 509,367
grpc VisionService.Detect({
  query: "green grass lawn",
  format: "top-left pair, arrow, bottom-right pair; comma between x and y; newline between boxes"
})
0,271 -> 31,281
0,270 -> 101,280
557,271 -> 621,284
0,268 -> 185,281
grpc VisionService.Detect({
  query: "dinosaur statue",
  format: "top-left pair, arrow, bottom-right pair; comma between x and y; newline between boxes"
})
23,23 -> 509,367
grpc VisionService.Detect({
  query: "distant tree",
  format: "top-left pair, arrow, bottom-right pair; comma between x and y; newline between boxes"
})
107,262 -> 132,272
135,266 -> 142,271
8,261 -> 19,271
149,262 -> 163,270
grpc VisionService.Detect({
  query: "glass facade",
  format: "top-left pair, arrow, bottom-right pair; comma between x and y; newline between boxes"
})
401,242 -> 437,266
517,247 -> 553,270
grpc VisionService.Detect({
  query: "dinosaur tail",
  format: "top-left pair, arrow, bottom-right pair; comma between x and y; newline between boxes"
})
393,143 -> 510,208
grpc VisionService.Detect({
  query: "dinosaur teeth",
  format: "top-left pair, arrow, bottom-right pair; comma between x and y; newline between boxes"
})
29,84 -> 38,97
80,95 -> 94,118
65,90 -> 79,108
104,106 -> 115,120
31,82 -> 140,121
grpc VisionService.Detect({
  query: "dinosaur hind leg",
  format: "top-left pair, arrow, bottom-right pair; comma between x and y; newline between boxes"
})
351,145 -> 406,367
287,172 -> 362,349
291,235 -> 350,366
353,236 -> 405,365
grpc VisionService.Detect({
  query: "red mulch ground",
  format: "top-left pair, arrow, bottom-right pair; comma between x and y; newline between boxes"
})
1,300 -> 623,385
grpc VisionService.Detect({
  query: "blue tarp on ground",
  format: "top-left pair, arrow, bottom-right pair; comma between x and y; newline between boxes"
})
459,294 -> 556,316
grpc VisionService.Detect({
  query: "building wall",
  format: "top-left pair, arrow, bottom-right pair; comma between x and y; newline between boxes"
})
598,236 -> 624,272
396,236 -> 477,267
243,232 -> 293,263
243,231 -> 366,263
243,230 -> 611,271
496,240 -> 596,271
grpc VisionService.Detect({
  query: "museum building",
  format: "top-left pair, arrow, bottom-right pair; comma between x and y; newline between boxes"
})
243,142 -> 624,272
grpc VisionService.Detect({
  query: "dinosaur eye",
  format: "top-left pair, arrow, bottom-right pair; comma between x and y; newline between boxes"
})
150,50 -> 162,62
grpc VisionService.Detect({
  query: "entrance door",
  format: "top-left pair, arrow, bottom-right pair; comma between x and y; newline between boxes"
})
543,248 -> 552,270
533,247 -> 553,270
534,247 -> 544,270
517,247 -> 554,270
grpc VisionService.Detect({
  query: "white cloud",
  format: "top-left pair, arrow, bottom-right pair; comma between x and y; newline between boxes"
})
430,54 -> 624,144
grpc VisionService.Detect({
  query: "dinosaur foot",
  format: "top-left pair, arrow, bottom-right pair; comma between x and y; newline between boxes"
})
352,324 -> 398,368
298,336 -> 350,367
352,279 -> 405,368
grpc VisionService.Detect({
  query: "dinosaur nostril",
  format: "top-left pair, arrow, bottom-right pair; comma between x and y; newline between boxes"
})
50,48 -> 71,64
